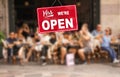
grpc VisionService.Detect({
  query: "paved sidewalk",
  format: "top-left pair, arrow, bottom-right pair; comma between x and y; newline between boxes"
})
0,63 -> 120,77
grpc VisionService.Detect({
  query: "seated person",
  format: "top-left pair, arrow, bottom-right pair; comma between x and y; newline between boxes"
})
40,33 -> 51,65
48,33 -> 57,62
16,38 -> 26,65
71,31 -> 81,53
47,32 -> 65,64
21,23 -> 30,40
5,32 -> 18,64
2,31 -> 27,65
91,24 -> 103,48
101,27 -> 119,63
53,32 -> 67,64
92,24 -> 103,38
25,33 -> 42,62
92,24 -> 103,51
62,32 -> 78,55
78,23 -> 94,64
1,39 -> 8,63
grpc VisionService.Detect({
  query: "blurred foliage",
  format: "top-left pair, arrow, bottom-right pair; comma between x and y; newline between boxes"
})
0,31 -> 5,44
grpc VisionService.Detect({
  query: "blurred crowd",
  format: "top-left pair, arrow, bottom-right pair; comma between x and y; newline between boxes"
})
1,23 -> 120,65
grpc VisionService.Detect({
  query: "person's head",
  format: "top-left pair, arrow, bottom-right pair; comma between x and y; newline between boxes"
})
81,23 -> 89,32
43,33 -> 49,36
96,24 -> 102,32
22,23 -> 29,30
63,32 -> 70,39
50,33 -> 56,39
34,33 -> 39,39
105,27 -> 112,35
9,32 -> 15,39
107,27 -> 112,35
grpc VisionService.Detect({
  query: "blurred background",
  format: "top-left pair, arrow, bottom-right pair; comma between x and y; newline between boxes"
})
0,0 -> 120,36
0,0 -> 100,36
0,0 -> 120,61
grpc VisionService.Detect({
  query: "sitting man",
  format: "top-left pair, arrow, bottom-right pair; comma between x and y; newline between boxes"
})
92,24 -> 103,37
91,24 -> 103,48
5,32 -> 18,64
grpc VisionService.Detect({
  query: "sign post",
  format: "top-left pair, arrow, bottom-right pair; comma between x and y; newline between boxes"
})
37,5 -> 78,33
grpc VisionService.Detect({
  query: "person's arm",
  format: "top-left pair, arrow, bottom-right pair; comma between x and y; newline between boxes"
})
23,26 -> 30,33
83,35 -> 90,41
1,39 -> 8,48
91,30 -> 103,39
7,43 -> 14,48
100,36 -> 106,44
78,38 -> 84,48
91,30 -> 96,36
110,36 -> 118,44
80,31 -> 90,41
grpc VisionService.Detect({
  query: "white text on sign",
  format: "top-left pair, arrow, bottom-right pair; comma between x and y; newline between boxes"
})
42,18 -> 73,30
37,5 -> 78,33
57,11 -> 69,16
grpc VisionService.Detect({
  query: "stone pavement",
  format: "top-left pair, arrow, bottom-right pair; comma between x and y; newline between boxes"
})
0,62 -> 120,77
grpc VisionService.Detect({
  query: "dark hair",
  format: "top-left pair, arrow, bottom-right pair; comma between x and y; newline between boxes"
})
63,32 -> 70,35
30,34 -> 35,38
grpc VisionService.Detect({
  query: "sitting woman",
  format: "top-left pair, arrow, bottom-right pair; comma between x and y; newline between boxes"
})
25,33 -> 42,63
78,23 -> 94,64
101,27 -> 119,63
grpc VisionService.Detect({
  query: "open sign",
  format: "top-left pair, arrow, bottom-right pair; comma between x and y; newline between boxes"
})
37,5 -> 78,33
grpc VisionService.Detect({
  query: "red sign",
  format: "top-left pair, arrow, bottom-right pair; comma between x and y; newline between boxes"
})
37,5 -> 78,33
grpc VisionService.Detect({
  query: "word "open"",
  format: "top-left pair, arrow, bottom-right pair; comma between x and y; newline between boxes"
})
42,18 -> 73,30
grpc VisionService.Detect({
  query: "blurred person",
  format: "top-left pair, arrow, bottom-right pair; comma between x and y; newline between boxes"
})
1,39 -> 8,63
48,33 -> 57,61
92,24 -> 103,37
7,32 -> 26,64
62,32 -> 78,55
47,32 -> 63,64
5,32 -> 17,64
101,27 -> 119,63
2,31 -> 26,64
15,29 -> 27,64
39,33 -> 51,65
78,23 -> 94,64
72,31 -> 80,41
22,23 -> 30,39
91,24 -> 103,50
54,32 -> 67,64
25,33 -> 42,62
18,23 -> 30,40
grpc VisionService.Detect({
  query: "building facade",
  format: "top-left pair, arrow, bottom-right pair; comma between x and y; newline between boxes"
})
101,0 -> 120,35
0,0 -> 9,36
0,0 -> 120,36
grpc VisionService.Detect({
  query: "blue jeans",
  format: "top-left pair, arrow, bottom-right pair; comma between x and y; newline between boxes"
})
101,46 -> 117,61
